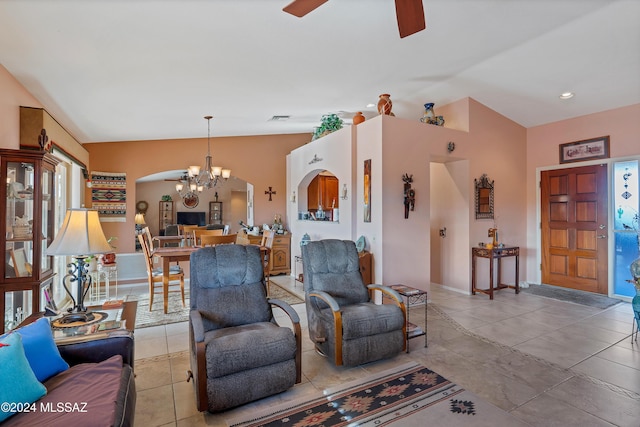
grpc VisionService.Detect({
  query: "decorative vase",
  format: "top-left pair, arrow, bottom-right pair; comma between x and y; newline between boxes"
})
353,111 -> 365,125
377,94 -> 393,115
101,253 -> 116,265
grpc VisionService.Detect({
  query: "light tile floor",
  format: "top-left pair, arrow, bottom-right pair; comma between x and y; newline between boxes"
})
124,278 -> 640,427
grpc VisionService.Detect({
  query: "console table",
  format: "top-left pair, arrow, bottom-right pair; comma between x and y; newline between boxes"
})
471,246 -> 520,300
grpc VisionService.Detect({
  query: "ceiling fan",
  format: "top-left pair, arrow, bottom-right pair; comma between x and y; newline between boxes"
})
283,0 -> 426,38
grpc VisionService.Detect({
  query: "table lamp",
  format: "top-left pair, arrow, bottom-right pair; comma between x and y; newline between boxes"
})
47,208 -> 113,323
134,213 -> 146,235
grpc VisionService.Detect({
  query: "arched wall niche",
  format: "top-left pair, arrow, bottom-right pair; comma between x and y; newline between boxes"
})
296,169 -> 339,221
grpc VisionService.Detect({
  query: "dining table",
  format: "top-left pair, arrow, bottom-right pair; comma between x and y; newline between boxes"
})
151,246 -> 199,314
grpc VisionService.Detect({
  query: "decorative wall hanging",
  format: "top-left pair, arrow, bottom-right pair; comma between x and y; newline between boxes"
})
265,186 -> 276,201
309,154 -> 323,164
91,171 -> 127,222
183,193 -> 199,209
364,159 -> 371,222
474,174 -> 494,220
402,173 -> 415,219
559,136 -> 610,164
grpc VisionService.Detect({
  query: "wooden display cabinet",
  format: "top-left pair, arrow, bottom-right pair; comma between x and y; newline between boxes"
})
1,149 -> 59,333
159,201 -> 175,235
209,201 -> 223,225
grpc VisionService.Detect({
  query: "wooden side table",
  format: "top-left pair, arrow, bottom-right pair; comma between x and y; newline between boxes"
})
471,246 -> 520,300
390,284 -> 427,352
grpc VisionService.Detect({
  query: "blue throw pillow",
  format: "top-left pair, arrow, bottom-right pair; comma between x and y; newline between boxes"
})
12,317 -> 69,382
0,333 -> 47,422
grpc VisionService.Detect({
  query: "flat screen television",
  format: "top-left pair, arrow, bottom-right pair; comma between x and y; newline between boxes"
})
176,211 -> 206,226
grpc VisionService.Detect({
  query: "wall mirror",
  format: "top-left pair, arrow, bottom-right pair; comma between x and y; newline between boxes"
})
474,173 -> 494,219
296,169 -> 339,221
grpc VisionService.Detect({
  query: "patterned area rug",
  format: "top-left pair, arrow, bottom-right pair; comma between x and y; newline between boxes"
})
129,282 -> 303,329
228,362 -> 528,427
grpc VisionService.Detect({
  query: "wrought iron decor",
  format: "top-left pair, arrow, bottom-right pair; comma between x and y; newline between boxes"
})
475,174 -> 494,220
403,173 -> 415,219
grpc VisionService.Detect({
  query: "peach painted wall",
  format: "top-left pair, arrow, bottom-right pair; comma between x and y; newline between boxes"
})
0,64 -> 43,149
136,179 -> 249,237
85,133 -> 309,252
525,103 -> 640,285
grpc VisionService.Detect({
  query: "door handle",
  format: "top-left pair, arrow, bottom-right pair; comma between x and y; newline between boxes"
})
597,234 -> 607,239
599,224 -> 606,230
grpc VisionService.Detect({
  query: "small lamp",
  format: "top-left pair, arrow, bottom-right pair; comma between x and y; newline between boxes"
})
47,209 -> 113,323
134,213 -> 146,235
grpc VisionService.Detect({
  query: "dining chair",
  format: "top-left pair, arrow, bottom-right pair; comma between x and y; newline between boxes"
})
260,230 -> 275,294
235,230 -> 251,245
137,234 -> 185,311
182,225 -> 200,246
200,234 -> 237,247
193,229 -> 223,246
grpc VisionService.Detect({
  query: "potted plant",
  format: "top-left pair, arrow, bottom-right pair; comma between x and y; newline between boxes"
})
312,113 -> 343,140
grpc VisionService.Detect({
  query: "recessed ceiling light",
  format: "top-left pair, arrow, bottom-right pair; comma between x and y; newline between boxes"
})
366,103 -> 376,108
559,92 -> 574,100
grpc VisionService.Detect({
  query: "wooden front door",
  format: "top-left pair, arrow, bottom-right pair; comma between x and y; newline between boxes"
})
541,165 -> 608,294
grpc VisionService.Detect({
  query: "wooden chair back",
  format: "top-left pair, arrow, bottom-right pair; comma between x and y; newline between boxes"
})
261,230 -> 275,249
193,228 -> 224,246
236,230 -> 251,245
200,234 -> 237,247
181,225 -> 200,246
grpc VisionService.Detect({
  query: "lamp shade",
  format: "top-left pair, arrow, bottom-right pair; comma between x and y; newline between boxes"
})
134,213 -> 146,225
47,209 -> 112,256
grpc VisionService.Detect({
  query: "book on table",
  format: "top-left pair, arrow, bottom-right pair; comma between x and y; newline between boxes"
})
391,284 -> 421,295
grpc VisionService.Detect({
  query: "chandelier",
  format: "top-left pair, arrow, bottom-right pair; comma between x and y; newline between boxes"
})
176,116 -> 231,198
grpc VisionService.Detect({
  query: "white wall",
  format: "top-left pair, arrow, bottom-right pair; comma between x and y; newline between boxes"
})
288,127 -> 354,261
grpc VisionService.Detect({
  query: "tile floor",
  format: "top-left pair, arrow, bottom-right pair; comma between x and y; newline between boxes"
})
123,277 -> 640,427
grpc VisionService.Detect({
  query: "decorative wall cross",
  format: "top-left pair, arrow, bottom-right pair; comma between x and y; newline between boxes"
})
265,186 -> 276,201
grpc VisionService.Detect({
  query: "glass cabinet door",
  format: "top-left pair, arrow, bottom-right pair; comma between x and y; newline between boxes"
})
1,149 -> 59,333
41,168 -> 54,275
6,161 -> 34,279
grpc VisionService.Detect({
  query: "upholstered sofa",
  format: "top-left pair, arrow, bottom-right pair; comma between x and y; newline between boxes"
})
0,318 -> 135,426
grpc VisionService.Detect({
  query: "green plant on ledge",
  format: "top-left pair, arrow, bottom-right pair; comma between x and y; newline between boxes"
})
312,114 -> 344,140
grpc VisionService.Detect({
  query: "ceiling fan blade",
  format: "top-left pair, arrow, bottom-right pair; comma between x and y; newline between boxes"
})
283,0 -> 328,17
395,0 -> 426,38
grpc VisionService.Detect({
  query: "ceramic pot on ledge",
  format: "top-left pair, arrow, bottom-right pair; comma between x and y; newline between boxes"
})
377,94 -> 393,115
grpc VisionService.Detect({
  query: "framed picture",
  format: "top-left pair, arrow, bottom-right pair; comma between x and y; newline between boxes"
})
559,136 -> 610,164
364,159 -> 371,223
10,248 -> 31,277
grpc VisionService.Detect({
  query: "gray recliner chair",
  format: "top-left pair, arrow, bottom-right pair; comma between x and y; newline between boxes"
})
301,239 -> 407,366
188,244 -> 301,412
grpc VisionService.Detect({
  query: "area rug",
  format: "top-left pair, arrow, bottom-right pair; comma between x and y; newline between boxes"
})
228,362 -> 528,427
128,292 -> 189,329
269,282 -> 304,305
129,282 -> 303,329
521,283 -> 621,309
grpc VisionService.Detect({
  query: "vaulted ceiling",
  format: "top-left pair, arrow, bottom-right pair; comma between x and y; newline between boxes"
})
0,0 -> 638,143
